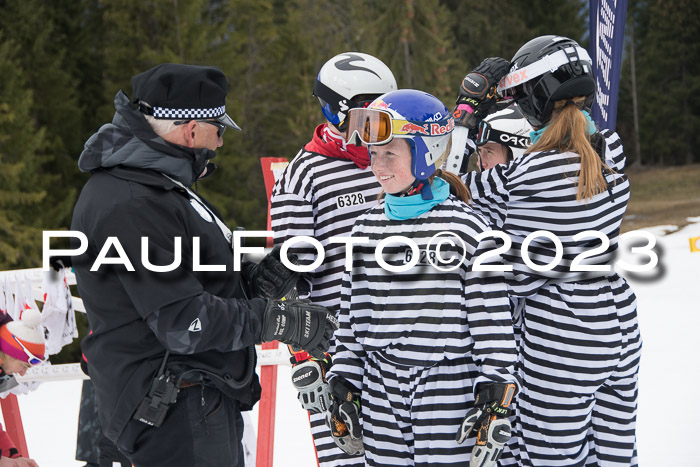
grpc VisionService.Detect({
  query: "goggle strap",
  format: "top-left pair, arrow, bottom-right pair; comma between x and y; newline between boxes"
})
497,46 -> 591,93
478,128 -> 530,149
313,80 -> 352,115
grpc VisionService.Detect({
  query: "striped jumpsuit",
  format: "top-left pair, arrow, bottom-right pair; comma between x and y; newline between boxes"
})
328,193 -> 518,466
464,130 -> 642,466
271,147 -> 380,467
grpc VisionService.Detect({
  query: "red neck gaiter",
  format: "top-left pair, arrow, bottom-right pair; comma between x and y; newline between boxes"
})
303,124 -> 370,169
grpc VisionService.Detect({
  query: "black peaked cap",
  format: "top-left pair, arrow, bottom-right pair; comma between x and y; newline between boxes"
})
131,63 -> 240,130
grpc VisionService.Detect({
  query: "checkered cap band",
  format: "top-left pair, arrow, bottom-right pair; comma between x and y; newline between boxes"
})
152,105 -> 226,120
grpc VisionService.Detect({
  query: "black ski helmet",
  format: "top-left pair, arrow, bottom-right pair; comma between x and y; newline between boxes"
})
502,35 -> 595,128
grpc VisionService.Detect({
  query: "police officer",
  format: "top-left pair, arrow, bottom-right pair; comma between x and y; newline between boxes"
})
71,63 -> 336,467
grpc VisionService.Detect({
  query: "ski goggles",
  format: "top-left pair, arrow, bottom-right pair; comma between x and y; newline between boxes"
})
476,120 -> 530,149
12,335 -> 45,366
345,108 -> 455,145
497,45 -> 592,98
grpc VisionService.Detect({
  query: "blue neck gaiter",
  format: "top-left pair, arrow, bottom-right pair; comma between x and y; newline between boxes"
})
530,109 -> 597,143
384,177 -> 450,220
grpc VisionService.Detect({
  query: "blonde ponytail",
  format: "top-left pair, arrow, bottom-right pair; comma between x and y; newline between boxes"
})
432,169 -> 472,204
526,97 -> 615,201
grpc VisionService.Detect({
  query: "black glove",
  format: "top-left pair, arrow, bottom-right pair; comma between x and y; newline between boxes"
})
261,299 -> 337,359
243,246 -> 299,299
326,377 -> 364,456
453,57 -> 511,129
456,383 -> 517,467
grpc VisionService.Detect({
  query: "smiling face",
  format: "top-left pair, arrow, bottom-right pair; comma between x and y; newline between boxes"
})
370,138 -> 415,194
477,142 -> 510,170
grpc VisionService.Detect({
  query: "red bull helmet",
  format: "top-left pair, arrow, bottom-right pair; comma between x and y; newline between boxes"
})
346,89 -> 454,182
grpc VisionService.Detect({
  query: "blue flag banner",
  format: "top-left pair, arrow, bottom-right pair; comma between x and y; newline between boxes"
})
589,0 -> 628,131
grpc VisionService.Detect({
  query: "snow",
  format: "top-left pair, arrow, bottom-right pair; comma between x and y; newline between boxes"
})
11,218 -> 700,466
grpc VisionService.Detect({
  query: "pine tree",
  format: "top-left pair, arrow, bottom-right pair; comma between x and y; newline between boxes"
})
442,0 -> 531,71
0,35 -> 48,268
634,0 -> 700,165
0,0 -> 90,243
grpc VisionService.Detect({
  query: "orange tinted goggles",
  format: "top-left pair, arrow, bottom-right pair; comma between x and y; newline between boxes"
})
345,108 -> 393,145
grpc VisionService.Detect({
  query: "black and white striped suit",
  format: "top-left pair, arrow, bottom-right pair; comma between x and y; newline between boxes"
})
328,194 -> 518,466
271,147 -> 380,467
464,130 -> 641,466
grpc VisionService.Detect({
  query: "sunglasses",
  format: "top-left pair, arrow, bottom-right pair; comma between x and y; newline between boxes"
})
12,335 -> 45,366
174,120 -> 226,138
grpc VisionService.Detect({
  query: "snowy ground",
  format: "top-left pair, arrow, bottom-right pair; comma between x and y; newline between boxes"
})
12,218 -> 700,466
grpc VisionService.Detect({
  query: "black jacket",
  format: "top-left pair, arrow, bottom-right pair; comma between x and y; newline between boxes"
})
71,91 -> 265,443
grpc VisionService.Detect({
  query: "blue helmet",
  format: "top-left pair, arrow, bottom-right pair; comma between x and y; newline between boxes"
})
362,89 -> 454,183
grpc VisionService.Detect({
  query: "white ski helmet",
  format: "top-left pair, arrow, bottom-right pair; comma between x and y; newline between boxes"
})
477,105 -> 533,161
313,52 -> 397,130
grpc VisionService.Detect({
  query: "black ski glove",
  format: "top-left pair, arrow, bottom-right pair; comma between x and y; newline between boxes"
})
261,299 -> 337,359
326,377 -> 364,457
243,246 -> 299,299
456,382 -> 517,467
453,57 -> 511,129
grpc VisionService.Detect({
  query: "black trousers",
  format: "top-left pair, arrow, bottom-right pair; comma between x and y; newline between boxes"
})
116,385 -> 244,467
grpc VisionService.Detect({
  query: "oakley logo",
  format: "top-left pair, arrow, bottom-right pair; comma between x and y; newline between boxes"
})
499,133 -> 531,148
335,53 -> 381,78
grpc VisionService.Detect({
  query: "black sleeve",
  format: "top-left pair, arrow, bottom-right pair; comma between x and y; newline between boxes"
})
92,198 -> 267,354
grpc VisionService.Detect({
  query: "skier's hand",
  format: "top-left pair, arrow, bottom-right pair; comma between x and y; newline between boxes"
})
291,356 -> 333,414
261,299 -> 337,359
456,383 -> 516,467
453,57 -> 511,129
243,245 -> 299,299
326,377 -> 364,456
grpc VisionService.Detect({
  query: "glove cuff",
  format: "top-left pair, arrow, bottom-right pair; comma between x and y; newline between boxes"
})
475,382 -> 517,406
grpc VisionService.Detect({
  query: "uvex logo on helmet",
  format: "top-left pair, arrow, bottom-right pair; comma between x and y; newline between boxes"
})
499,70 -> 529,89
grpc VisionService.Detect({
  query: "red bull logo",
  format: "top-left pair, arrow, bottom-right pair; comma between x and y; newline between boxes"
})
400,122 -> 429,135
370,100 -> 390,110
429,117 -> 455,135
